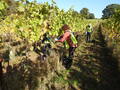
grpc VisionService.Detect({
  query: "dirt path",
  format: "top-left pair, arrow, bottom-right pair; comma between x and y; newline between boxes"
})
69,25 -> 120,90
95,25 -> 120,90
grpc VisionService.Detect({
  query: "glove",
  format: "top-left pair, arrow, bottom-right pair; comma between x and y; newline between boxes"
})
55,38 -> 58,41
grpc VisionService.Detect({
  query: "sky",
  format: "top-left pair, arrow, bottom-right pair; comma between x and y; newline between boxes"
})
29,0 -> 120,18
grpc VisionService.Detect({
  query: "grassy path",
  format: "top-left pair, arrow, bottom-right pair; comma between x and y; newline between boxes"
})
69,25 -> 120,90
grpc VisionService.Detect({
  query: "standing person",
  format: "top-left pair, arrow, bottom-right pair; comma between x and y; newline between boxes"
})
56,24 -> 78,69
85,24 -> 93,42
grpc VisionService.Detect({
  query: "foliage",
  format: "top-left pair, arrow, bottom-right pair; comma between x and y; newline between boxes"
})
102,4 -> 120,19
89,13 -> 95,19
80,8 -> 89,19
80,8 -> 95,19
0,1 -> 8,19
0,0 -> 98,44
101,9 -> 120,56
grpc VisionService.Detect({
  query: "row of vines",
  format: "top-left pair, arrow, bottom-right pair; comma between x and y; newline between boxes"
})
102,10 -> 120,57
102,10 -> 120,40
0,0 -> 99,44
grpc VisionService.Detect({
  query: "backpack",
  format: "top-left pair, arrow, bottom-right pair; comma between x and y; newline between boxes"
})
70,32 -> 78,44
64,30 -> 78,49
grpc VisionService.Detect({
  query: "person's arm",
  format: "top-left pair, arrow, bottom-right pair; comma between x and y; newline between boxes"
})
57,32 -> 70,42
90,26 -> 93,33
85,27 -> 87,34
92,27 -> 93,32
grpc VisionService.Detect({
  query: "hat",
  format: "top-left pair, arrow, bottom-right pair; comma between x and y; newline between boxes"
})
0,58 -> 3,62
61,24 -> 70,31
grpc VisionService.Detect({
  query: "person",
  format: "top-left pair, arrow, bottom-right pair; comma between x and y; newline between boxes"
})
41,33 -> 52,60
56,24 -> 78,69
85,24 -> 93,42
40,20 -> 52,60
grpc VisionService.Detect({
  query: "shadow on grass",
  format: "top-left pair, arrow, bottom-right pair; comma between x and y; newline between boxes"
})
2,59 -> 40,90
68,25 -> 120,90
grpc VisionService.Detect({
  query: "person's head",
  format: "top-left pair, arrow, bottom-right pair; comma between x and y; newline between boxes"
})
87,25 -> 90,28
61,24 -> 70,32
88,24 -> 92,28
43,32 -> 49,37
0,58 -> 3,63
0,54 -> 3,63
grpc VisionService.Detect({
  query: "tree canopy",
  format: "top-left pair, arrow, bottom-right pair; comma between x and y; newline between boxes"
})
102,4 -> 120,19
80,8 -> 95,19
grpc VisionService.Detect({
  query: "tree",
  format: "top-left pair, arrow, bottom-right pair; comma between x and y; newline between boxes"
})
80,8 -> 95,19
80,8 -> 89,19
102,4 -> 120,19
89,13 -> 95,19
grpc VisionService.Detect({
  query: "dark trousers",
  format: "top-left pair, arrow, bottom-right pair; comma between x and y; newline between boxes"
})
69,47 -> 76,59
41,43 -> 51,60
86,32 -> 91,42
63,47 -> 76,69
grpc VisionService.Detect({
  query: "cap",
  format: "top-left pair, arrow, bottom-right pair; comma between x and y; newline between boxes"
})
61,24 -> 70,31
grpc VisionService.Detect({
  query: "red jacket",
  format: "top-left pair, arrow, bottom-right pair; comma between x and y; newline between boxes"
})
57,30 -> 77,47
